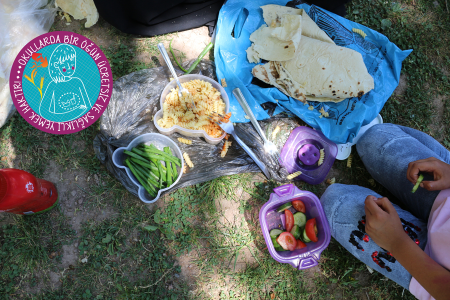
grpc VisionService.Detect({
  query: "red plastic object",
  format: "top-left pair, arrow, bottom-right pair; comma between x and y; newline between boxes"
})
0,169 -> 58,215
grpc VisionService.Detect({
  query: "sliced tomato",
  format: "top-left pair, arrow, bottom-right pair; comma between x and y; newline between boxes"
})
305,218 -> 319,243
285,209 -> 294,233
276,232 -> 296,251
295,239 -> 307,249
292,200 -> 306,213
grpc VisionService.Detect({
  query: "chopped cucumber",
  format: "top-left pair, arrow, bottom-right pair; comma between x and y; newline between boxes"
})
270,229 -> 284,238
271,237 -> 287,252
290,225 -> 301,240
302,228 -> 311,243
276,202 -> 292,213
293,212 -> 307,227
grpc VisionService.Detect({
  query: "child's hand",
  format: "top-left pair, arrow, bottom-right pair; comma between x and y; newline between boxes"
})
364,196 -> 408,252
407,157 -> 450,191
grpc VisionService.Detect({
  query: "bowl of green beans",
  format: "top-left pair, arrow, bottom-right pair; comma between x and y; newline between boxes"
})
112,133 -> 184,203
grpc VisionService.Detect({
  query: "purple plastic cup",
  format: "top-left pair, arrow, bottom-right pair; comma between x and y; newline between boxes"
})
259,184 -> 331,270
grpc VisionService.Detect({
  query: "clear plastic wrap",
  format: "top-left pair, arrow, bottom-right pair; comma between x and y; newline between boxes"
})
0,0 -> 56,128
94,60 -> 302,197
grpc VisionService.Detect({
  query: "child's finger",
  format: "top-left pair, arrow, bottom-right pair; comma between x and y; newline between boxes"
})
364,196 -> 383,216
373,197 -> 395,214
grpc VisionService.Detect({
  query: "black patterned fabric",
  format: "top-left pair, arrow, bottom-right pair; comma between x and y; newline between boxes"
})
93,0 -> 225,36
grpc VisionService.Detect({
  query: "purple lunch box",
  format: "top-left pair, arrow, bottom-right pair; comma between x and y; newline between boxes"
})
259,184 -> 331,270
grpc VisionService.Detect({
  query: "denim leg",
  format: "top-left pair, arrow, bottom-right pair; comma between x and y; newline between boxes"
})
356,123 -> 449,221
397,125 -> 450,163
320,184 -> 428,290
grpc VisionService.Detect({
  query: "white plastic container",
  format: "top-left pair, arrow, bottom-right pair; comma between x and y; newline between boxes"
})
153,74 -> 230,145
112,133 -> 184,203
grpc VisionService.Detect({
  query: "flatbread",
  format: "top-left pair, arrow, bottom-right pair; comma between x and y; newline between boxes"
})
261,4 -> 302,24
252,36 -> 374,103
261,4 -> 334,44
246,14 -> 302,63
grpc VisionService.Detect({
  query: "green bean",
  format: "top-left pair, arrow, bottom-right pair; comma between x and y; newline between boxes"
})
130,157 -> 166,177
125,159 -> 156,197
185,42 -> 213,75
165,147 -> 178,179
124,150 -> 151,163
156,160 -> 164,189
131,161 -> 160,187
164,147 -> 173,186
170,39 -> 188,73
134,146 -> 167,170
140,144 -> 181,166
411,174 -> 424,193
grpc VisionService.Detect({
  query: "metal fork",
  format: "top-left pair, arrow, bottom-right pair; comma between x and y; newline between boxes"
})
209,114 -> 270,179
232,88 -> 280,162
157,43 -> 196,110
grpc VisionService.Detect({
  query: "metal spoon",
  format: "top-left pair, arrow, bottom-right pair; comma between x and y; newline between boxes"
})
157,43 -> 195,109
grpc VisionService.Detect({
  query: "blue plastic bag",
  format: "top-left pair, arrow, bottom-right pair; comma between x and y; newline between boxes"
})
214,1 -> 412,144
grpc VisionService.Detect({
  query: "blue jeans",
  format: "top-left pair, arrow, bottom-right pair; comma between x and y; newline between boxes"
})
320,124 -> 450,289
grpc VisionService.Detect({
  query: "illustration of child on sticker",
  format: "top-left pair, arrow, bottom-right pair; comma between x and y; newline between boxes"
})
39,44 -> 91,121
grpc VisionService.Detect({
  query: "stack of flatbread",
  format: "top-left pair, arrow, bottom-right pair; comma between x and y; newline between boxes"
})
248,5 -> 374,103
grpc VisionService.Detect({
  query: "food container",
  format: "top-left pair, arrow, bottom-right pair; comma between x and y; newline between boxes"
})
153,74 -> 230,145
280,126 -> 337,185
259,184 -> 331,270
112,133 -> 184,204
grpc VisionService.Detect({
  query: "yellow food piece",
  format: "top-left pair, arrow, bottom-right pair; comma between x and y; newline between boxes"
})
177,138 -> 192,145
318,149 -> 325,166
352,28 -> 367,38
221,78 -> 227,87
308,105 -> 314,111
319,107 -> 329,118
347,154 -> 353,168
286,170 -> 302,180
63,12 -> 72,22
326,177 -> 336,185
220,141 -> 232,158
271,125 -> 281,140
183,152 -> 194,168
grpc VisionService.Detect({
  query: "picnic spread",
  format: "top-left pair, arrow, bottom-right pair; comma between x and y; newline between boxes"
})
95,1 -> 410,201
90,1 -> 411,262
0,0 -> 412,270
6,0 -> 449,299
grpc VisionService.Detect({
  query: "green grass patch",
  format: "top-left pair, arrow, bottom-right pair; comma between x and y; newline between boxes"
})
0,209 -> 76,296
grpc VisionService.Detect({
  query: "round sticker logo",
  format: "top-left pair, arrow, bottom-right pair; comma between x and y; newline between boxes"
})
9,31 -> 112,134
25,182 -> 34,193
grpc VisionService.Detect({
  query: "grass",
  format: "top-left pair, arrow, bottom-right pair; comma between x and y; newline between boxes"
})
0,0 -> 449,299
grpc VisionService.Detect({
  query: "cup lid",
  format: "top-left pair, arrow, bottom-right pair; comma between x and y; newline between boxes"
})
280,127 -> 337,185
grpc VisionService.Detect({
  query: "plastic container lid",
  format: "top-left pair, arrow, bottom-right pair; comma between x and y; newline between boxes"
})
153,74 -> 230,145
280,126 -> 337,185
112,133 -> 184,203
259,184 -> 331,270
